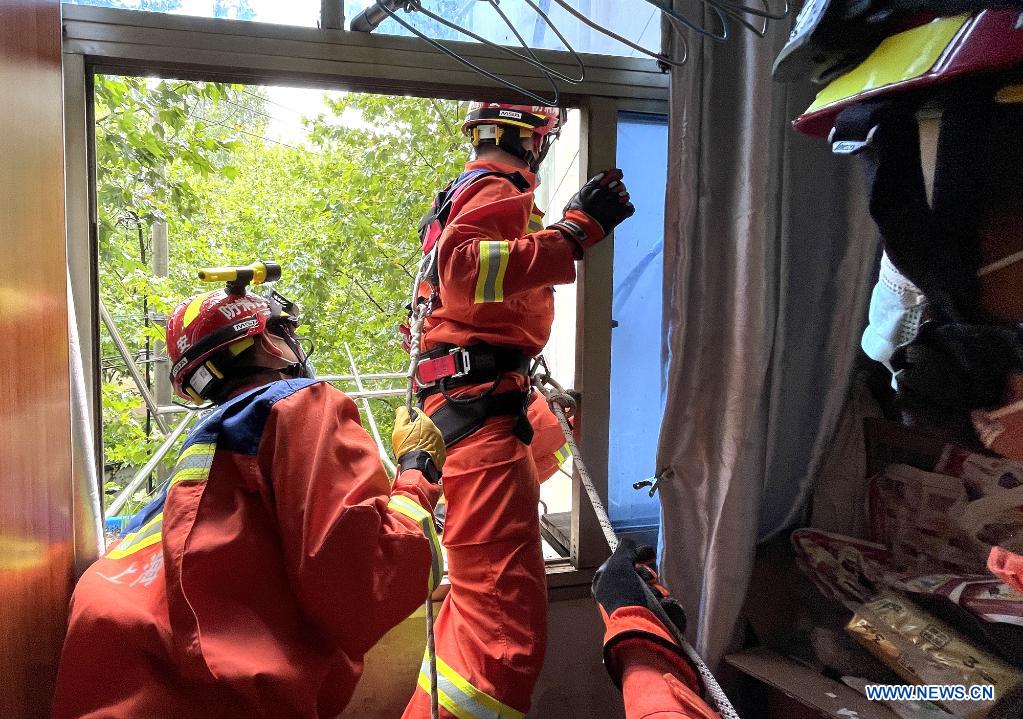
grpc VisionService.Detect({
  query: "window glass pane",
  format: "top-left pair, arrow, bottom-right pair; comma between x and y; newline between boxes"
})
67,0 -> 660,56
65,0 -> 322,26
344,0 -> 661,58
608,112 -> 668,533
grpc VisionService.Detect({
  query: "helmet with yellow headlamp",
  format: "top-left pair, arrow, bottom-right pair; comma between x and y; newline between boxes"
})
165,262 -> 313,404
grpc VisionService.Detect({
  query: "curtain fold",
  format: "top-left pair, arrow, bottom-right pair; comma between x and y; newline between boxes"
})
655,4 -> 879,669
68,269 -> 103,574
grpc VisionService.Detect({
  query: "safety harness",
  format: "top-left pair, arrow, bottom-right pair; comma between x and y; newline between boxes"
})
405,167 -> 536,447
829,88 -> 1023,415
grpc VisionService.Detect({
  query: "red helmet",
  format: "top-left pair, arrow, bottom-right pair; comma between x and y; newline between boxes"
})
462,102 -> 564,171
795,10 -> 1023,137
166,289 -> 296,402
462,102 -> 564,140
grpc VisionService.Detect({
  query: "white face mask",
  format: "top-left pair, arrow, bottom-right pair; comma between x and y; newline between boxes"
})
862,252 -> 927,388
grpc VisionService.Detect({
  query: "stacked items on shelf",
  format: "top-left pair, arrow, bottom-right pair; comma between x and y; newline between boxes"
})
789,419 -> 1023,718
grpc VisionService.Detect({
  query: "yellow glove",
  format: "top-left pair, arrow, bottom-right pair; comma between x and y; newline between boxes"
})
392,406 -> 446,472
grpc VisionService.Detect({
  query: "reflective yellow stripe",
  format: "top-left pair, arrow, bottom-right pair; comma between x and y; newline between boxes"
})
388,495 -> 443,591
527,212 -> 544,233
474,241 -> 510,304
107,513 -> 163,559
177,442 -> 216,464
168,442 -> 216,487
169,467 -> 211,487
806,16 -> 969,113
417,653 -> 525,719
553,443 -> 571,465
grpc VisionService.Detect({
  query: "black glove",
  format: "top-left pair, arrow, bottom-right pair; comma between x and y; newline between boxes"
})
593,539 -> 687,635
592,539 -> 690,686
565,169 -> 635,236
550,170 -> 636,257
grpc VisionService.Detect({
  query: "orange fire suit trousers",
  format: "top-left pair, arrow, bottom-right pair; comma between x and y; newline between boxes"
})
404,388 -> 545,719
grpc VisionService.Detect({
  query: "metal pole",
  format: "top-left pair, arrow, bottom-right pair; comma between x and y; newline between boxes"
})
107,412 -> 194,517
100,300 -> 170,434
344,343 -> 396,474
152,221 -> 171,485
350,0 -> 405,32
318,371 -> 407,383
320,0 -> 343,29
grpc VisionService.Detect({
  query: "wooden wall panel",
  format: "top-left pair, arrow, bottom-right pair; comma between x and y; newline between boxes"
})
0,1 -> 74,717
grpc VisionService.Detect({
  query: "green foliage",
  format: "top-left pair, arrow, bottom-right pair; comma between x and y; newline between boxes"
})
97,75 -> 467,516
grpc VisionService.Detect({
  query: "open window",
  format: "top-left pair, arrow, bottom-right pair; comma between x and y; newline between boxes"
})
63,2 -> 670,584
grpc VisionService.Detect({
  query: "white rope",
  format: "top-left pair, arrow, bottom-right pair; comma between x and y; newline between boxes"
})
405,262 -> 441,719
532,372 -> 742,719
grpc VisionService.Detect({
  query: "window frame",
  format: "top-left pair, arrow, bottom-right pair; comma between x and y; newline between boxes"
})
61,3 -> 670,589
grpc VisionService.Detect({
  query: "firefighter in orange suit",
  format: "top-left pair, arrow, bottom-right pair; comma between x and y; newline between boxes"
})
593,540 -> 721,719
402,103 -> 635,718
53,281 -> 446,719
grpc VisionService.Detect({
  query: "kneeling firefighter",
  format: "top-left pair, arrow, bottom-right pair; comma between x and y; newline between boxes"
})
53,263 -> 447,719
401,104 -> 635,718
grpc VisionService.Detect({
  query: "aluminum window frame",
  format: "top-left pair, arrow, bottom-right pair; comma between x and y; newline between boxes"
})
61,3 -> 670,591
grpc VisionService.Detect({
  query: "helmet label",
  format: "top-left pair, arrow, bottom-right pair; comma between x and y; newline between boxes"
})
171,356 -> 188,377
233,318 -> 259,332
218,297 -> 263,319
190,365 -> 215,395
499,110 -> 524,120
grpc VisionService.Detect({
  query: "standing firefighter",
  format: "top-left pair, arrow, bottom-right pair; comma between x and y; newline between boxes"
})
53,265 -> 447,719
402,103 -> 635,718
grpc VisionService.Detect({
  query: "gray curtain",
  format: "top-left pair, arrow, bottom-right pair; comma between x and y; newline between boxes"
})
68,269 -> 103,574
655,4 -> 880,669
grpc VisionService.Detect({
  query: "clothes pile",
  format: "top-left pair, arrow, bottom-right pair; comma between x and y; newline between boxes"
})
768,3 -> 1023,716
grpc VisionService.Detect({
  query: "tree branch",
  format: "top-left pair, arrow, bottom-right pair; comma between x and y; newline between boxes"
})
339,268 -> 386,313
430,98 -> 458,139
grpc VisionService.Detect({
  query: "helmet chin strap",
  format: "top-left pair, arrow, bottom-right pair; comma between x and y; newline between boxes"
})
264,324 -> 315,379
472,124 -> 551,174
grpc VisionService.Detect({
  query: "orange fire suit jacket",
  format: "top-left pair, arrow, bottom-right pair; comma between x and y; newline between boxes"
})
422,158 -> 578,357
52,378 -> 441,719
604,605 -> 721,719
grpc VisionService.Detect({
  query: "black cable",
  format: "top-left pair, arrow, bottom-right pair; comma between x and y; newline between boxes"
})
410,0 -> 564,97
549,0 -> 689,67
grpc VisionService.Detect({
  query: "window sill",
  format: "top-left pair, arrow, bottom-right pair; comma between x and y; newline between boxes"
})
429,562 -> 595,604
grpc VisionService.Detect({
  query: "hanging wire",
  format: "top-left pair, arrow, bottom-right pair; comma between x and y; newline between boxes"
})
639,0 -> 731,41
357,0 -> 791,95
548,0 -> 690,68
374,0 -> 564,105
412,0 -> 586,85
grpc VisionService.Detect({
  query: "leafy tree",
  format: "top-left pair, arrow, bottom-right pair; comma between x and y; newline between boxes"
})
96,75 -> 468,517
95,76 -> 259,512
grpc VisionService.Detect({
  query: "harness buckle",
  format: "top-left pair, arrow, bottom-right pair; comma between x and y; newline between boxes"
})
448,346 -> 472,378
829,124 -> 878,155
414,346 -> 472,389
